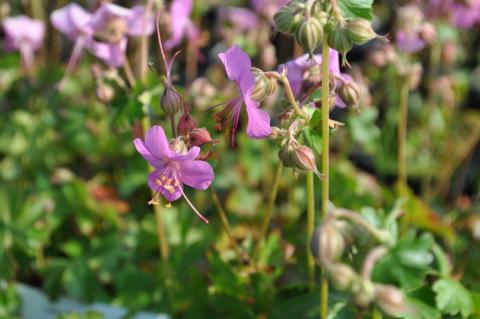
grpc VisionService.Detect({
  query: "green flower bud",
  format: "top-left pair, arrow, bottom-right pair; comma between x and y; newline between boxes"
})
160,85 -> 183,116
351,279 -> 375,308
374,284 -> 410,318
346,18 -> 377,44
274,7 -> 303,35
295,17 -> 324,54
327,23 -> 353,57
337,81 -> 360,108
251,67 -> 277,101
311,221 -> 345,266
279,143 -> 296,168
327,263 -> 358,291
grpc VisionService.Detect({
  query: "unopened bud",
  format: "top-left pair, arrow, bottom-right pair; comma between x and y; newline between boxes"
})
293,145 -> 318,172
311,221 -> 345,266
327,263 -> 358,291
270,127 -> 283,139
96,82 -> 114,103
295,17 -> 324,54
346,18 -> 377,44
177,113 -> 197,136
374,284 -> 410,318
338,81 -> 360,108
418,22 -> 437,44
274,7 -> 303,35
160,85 -> 183,116
351,279 -> 375,308
188,127 -> 213,147
328,24 -> 353,64
169,137 -> 188,154
93,17 -> 127,43
279,143 -> 296,168
251,67 -> 277,101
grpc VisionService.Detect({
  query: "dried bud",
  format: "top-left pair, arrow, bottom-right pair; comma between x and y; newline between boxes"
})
327,263 -> 358,291
295,17 -> 324,54
327,24 -> 353,63
160,85 -> 183,116
270,127 -> 283,139
374,284 -> 410,318
169,137 -> 188,154
187,127 -> 214,147
177,113 -> 197,136
351,279 -> 375,308
95,82 -> 114,103
274,7 -> 303,35
292,145 -> 318,172
251,67 -> 277,101
346,18 -> 377,44
311,221 -> 345,266
337,81 -> 360,108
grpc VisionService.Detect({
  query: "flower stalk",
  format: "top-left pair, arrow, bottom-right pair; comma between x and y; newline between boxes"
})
306,170 -> 315,290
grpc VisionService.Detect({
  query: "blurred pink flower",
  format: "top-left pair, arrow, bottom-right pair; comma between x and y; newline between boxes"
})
133,125 -> 214,223
250,0 -> 289,19
86,3 -> 154,67
216,45 -> 272,142
450,0 -> 480,29
395,30 -> 427,53
218,7 -> 259,32
2,16 -> 45,70
164,0 -> 200,50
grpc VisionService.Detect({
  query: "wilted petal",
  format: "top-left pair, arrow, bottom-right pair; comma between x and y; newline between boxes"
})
51,3 -> 92,40
218,45 -> 252,82
126,5 -> 154,36
144,126 -> 171,160
180,160 -> 214,190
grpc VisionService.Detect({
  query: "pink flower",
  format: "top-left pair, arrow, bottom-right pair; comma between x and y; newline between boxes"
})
164,0 -> 200,50
218,7 -> 259,32
86,3 -> 154,67
216,45 -> 272,142
133,126 -> 214,223
2,16 -> 45,70
395,30 -> 426,53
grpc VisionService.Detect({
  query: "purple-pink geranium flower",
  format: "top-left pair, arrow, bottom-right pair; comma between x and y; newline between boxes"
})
86,3 -> 154,67
133,126 -> 214,223
450,0 -> 480,29
250,0 -> 289,19
216,45 -> 272,142
218,7 -> 259,32
164,0 -> 200,50
278,49 -> 352,107
2,16 -> 45,71
395,30 -> 427,53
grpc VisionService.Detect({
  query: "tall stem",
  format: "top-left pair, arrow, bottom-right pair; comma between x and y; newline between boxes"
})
397,78 -> 409,197
320,40 -> 330,319
138,0 -> 154,82
306,171 -> 315,290
256,163 -> 283,258
372,307 -> 383,319
123,52 -> 137,88
211,189 -> 245,263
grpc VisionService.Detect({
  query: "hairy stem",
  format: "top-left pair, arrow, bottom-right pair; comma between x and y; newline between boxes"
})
320,40 -> 330,319
362,246 -> 388,280
211,189 -> 245,263
306,171 -> 315,290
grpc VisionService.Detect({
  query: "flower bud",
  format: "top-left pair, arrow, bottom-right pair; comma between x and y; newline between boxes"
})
177,113 -> 197,136
374,284 -> 410,318
187,127 -> 214,147
93,17 -> 127,43
327,24 -> 353,62
351,279 -> 375,308
169,137 -> 188,154
279,143 -> 296,168
346,18 -> 377,44
337,81 -> 360,108
327,263 -> 358,291
311,221 -> 345,266
95,82 -> 114,103
295,17 -> 324,54
251,67 -> 277,101
292,145 -> 318,172
160,85 -> 183,116
274,7 -> 303,35
418,22 -> 437,44
270,127 -> 283,139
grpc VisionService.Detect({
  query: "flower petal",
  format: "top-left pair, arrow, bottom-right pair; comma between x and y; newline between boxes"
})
86,38 -> 127,67
133,138 -> 165,168
218,45 -> 252,82
180,160 -> 214,190
2,16 -> 45,50
144,126 -> 171,159
126,5 -> 154,36
51,3 -> 92,40
171,146 -> 201,162
245,100 -> 272,138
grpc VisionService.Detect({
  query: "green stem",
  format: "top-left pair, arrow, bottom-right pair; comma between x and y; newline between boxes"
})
306,171 -> 315,290
211,189 -> 246,263
320,40 -> 330,319
123,52 -> 137,88
256,163 -> 283,261
138,0 -> 154,82
372,307 -> 383,319
397,73 -> 409,197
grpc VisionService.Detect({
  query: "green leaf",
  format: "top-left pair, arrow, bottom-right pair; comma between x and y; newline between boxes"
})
337,0 -> 374,21
432,278 -> 473,318
404,297 -> 441,319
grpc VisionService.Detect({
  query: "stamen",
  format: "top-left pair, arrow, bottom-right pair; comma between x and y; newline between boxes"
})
155,178 -> 163,186
148,192 -> 160,205
179,187 -> 209,224
161,175 -> 166,181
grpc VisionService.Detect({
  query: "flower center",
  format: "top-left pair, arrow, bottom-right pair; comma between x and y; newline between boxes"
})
154,173 -> 181,195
